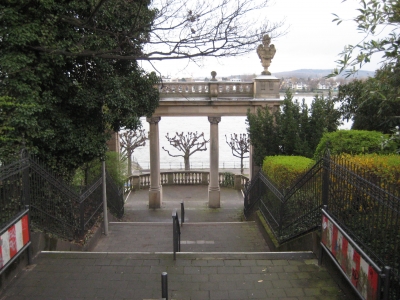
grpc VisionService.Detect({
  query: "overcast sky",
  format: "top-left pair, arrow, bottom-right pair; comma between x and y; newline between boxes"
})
140,0 -> 384,78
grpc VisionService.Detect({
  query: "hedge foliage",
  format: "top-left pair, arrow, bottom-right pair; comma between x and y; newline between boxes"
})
337,153 -> 400,187
262,156 -> 315,190
314,130 -> 396,159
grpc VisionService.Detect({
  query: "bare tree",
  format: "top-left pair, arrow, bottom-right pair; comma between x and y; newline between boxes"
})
120,129 -> 147,175
26,0 -> 285,62
225,133 -> 250,174
162,132 -> 209,170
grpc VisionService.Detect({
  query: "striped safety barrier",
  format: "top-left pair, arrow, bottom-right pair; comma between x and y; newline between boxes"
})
0,210 -> 31,273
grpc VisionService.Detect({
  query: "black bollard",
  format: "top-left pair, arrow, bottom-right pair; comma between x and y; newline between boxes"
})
161,272 -> 168,300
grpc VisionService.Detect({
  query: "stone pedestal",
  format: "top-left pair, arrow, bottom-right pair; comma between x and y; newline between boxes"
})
253,75 -> 280,99
208,188 -> 220,208
208,116 -> 221,208
147,116 -> 162,208
149,187 -> 163,209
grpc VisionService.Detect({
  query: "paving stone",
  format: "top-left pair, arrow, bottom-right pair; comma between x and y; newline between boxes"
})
209,289 -> 229,299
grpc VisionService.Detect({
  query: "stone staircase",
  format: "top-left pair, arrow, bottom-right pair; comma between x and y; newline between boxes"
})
0,186 -> 355,299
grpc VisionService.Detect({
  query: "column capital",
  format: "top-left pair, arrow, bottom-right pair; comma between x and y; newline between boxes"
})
208,116 -> 221,124
146,116 -> 161,124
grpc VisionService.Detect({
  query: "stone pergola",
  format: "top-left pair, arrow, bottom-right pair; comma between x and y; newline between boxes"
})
135,35 -> 281,209
146,72 -> 281,208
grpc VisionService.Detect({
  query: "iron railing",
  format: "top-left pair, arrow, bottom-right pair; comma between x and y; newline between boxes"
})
243,153 -> 400,299
0,154 -> 124,241
326,157 -> 400,300
0,158 -> 29,229
136,160 -> 250,170
106,173 -> 124,219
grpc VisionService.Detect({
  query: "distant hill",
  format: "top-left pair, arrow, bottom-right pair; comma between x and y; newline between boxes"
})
273,69 -> 375,79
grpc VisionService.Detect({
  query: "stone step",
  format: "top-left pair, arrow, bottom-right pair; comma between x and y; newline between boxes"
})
40,251 -> 315,260
1,250 -> 353,299
93,221 -> 270,253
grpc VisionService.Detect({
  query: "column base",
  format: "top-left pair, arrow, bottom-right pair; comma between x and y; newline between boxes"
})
208,187 -> 220,208
149,186 -> 163,209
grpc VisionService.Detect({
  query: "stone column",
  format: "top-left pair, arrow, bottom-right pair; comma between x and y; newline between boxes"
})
146,116 -> 162,208
208,116 -> 221,208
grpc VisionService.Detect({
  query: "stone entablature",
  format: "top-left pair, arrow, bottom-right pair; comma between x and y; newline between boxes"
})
153,98 -> 281,117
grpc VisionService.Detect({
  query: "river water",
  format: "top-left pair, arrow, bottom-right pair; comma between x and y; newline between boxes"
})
131,95 -> 351,171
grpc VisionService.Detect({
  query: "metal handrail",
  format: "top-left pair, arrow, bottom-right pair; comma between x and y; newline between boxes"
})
172,210 -> 181,260
181,201 -> 185,226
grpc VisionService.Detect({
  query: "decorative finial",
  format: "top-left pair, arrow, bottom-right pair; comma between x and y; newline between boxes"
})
256,35 -> 276,75
210,71 -> 217,81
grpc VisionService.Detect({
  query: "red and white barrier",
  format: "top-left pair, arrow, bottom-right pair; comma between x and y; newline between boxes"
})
0,214 -> 30,270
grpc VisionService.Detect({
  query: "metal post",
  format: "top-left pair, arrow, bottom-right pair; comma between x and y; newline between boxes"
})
25,205 -> 32,265
322,149 -> 330,206
181,201 -> 184,226
22,160 -> 30,207
172,211 -> 177,260
319,205 -> 328,266
102,161 -> 109,236
80,201 -> 85,236
161,272 -> 168,300
382,266 -> 391,300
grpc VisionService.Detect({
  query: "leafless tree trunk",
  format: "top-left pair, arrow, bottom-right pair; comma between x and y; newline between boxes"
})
225,133 -> 250,174
162,132 -> 209,170
120,129 -> 147,175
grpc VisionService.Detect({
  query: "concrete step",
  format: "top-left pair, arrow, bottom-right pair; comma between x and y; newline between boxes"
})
40,251 -> 316,260
0,250 -> 353,300
93,221 -> 270,253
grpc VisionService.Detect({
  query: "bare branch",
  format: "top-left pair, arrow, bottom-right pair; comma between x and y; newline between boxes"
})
120,129 -> 147,175
225,133 -> 249,174
162,131 -> 209,170
27,0 -> 285,61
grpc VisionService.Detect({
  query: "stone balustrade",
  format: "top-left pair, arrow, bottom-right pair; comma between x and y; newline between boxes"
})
124,171 -> 249,193
159,82 -> 254,98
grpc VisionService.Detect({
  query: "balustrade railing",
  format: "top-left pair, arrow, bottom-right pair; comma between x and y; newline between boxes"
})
159,81 -> 254,98
125,171 -> 248,192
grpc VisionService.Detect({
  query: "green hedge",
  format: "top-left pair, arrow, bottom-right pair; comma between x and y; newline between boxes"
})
262,156 -> 314,190
314,130 -> 396,159
337,154 -> 400,190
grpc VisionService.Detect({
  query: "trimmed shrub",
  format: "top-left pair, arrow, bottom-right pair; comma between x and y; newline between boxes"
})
262,156 -> 315,190
313,130 -> 396,159
338,153 -> 400,188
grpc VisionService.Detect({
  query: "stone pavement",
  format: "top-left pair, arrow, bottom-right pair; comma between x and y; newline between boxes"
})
94,222 -> 269,252
0,252 -> 352,300
122,186 -> 246,223
0,185 -> 357,299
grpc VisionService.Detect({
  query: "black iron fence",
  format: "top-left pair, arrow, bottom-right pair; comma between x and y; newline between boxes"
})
0,154 -> 124,241
0,157 -> 28,229
243,153 -> 400,299
106,173 -> 124,219
244,158 -> 324,243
